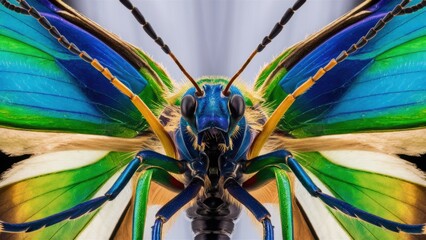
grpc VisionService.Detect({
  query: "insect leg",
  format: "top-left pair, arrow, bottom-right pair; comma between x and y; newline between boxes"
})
248,150 -> 426,234
133,169 -> 154,240
285,155 -> 426,234
137,150 -> 186,174
0,155 -> 143,233
0,150 -> 185,233
132,168 -> 184,240
243,166 -> 293,240
244,150 -> 292,174
152,178 -> 204,240
225,178 -> 274,240
130,150 -> 187,239
273,168 -> 293,240
244,150 -> 426,234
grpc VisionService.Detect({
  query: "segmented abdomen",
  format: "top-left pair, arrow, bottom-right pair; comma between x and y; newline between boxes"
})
187,196 -> 240,240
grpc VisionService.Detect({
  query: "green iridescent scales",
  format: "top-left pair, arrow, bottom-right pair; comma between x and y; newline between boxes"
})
0,152 -> 133,239
296,152 -> 426,239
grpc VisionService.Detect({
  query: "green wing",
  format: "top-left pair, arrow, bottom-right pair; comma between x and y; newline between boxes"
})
291,150 -> 426,240
0,151 -> 134,239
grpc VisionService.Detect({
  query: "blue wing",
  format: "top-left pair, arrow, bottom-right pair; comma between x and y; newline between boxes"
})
0,0 -> 173,137
257,0 -> 426,137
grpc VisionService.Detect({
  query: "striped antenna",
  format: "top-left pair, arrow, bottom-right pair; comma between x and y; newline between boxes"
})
398,0 -> 425,14
223,0 -> 307,95
5,0 -> 177,158
0,0 -> 27,13
248,0 -> 416,159
119,0 -> 203,96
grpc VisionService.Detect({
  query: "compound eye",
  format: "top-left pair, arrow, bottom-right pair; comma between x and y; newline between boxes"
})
229,95 -> 245,120
181,95 -> 196,121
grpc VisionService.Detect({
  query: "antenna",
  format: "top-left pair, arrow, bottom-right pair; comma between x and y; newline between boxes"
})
119,0 -> 203,96
223,0 -> 307,95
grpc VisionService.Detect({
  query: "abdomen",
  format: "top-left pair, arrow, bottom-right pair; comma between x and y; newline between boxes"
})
187,195 -> 241,240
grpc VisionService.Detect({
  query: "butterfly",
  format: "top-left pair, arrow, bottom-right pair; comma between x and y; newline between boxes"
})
0,0 -> 425,239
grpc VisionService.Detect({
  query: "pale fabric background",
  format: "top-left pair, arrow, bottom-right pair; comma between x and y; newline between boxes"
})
64,1 -> 359,239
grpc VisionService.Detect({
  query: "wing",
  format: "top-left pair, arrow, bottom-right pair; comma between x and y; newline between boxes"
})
254,0 -> 426,239
0,150 -> 134,239
279,149 -> 426,240
256,0 -> 425,137
0,0 -> 177,238
0,0 -> 173,138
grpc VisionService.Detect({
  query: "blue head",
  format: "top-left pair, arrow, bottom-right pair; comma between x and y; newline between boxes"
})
181,84 -> 246,151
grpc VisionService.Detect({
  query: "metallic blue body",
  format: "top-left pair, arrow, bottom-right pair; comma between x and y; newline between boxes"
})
172,83 -> 275,240
175,84 -> 253,164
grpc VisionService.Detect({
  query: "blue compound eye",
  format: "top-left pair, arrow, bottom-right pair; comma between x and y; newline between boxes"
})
229,95 -> 245,120
181,95 -> 196,121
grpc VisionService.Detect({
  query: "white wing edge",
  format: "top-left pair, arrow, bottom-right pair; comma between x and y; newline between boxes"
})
77,166 -> 133,240
295,168 -> 351,240
0,150 -> 109,187
321,150 -> 426,186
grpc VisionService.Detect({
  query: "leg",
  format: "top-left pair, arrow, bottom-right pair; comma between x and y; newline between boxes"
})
133,169 -> 153,240
244,150 -> 291,174
273,168 -> 293,240
152,178 -> 204,240
132,168 -> 184,240
242,166 -> 293,240
108,150 -> 185,199
225,178 -> 274,240
285,155 -> 426,234
138,150 -> 186,174
0,155 -> 141,233
245,150 -> 426,235
0,150 -> 184,233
